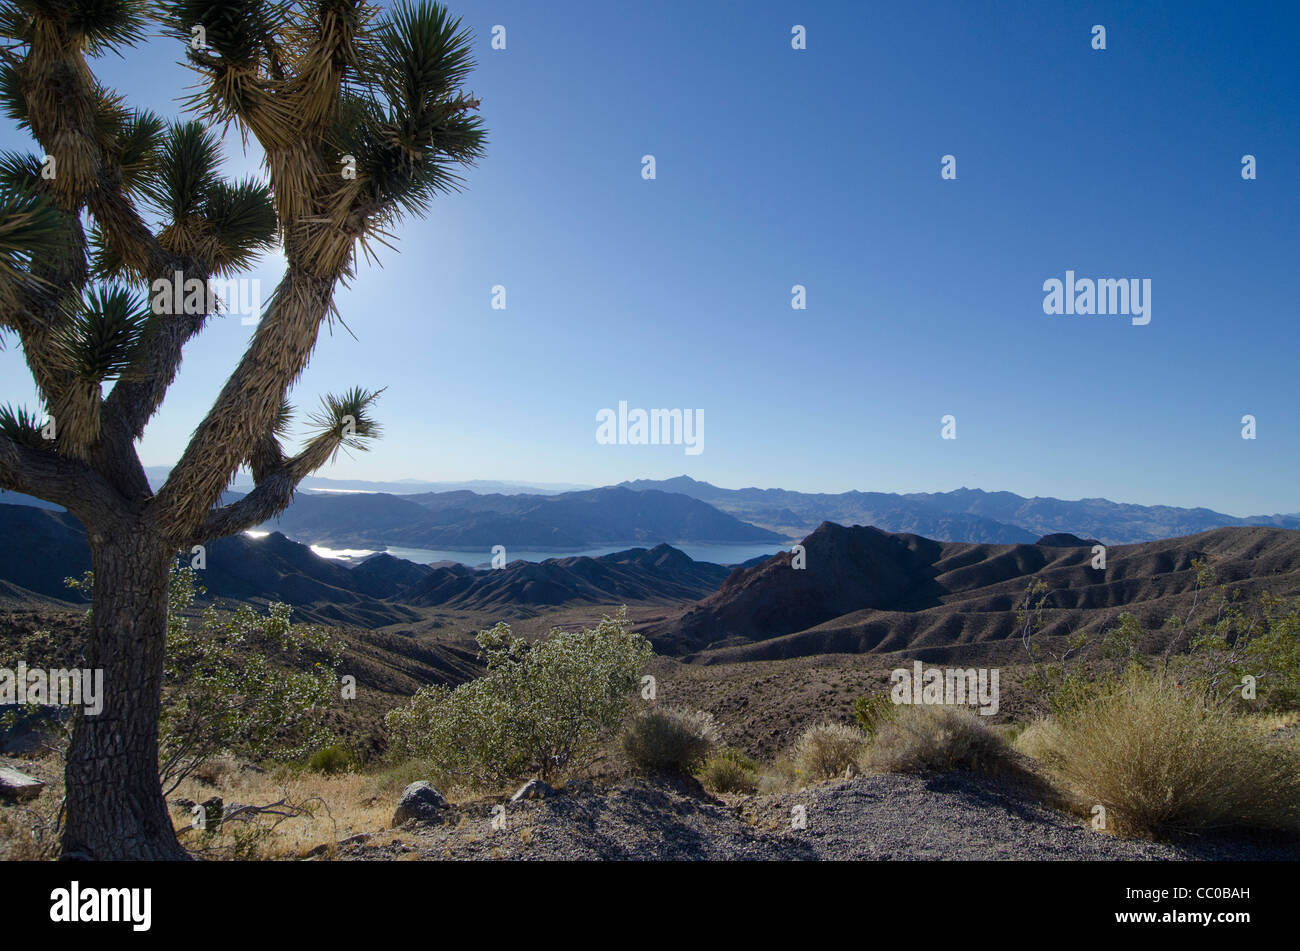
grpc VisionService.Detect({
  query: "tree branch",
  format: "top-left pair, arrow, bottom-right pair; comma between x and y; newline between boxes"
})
188,425 -> 348,545
102,277 -> 209,440
0,435 -> 122,522
17,23 -> 204,445
157,264 -> 338,541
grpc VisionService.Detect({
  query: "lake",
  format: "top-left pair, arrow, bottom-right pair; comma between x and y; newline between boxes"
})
300,539 -> 787,568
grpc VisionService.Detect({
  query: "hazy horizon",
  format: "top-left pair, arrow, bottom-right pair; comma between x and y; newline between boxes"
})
122,465 -> 1300,520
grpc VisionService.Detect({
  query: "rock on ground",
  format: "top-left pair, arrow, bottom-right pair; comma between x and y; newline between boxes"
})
511,779 -> 556,802
0,765 -> 44,802
392,781 -> 449,827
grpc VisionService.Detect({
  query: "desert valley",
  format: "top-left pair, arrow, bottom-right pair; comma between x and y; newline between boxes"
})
4,478 -> 1300,862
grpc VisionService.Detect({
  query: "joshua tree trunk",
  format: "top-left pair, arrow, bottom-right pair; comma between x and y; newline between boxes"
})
60,527 -> 185,861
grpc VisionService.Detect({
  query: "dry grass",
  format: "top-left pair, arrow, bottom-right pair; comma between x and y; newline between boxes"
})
756,757 -> 800,794
1249,710 -> 1300,736
0,756 -> 63,860
620,706 -> 719,777
867,704 -> 1021,776
1012,717 -> 1065,765
166,756 -> 500,859
1018,673 -> 1300,838
791,722 -> 868,781
170,764 -> 392,859
0,748 -> 589,861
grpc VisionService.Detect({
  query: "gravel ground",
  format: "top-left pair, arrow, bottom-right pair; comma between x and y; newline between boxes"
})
341,771 -> 1300,862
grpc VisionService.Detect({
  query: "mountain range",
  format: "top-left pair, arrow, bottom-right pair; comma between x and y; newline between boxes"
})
619,476 -> 1300,544
255,485 -> 783,549
5,502 -> 1300,676
7,476 -> 1296,552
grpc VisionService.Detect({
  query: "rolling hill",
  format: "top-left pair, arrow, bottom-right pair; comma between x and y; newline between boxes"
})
0,503 -> 735,622
642,521 -> 1300,662
402,543 -> 729,610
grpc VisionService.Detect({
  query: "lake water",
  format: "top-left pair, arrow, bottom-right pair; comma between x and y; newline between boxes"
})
300,539 -> 787,568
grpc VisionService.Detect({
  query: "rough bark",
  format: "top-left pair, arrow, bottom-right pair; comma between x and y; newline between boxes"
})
60,524 -> 188,861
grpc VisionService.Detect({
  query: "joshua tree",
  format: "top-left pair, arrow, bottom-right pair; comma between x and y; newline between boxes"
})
0,0 -> 484,859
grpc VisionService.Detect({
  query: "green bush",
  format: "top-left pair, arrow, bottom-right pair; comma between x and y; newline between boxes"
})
699,747 -> 759,793
21,567 -> 345,795
385,609 -> 652,785
620,706 -> 718,776
1018,578 -> 1138,718
155,566 -> 344,794
851,692 -> 896,737
308,744 -> 355,775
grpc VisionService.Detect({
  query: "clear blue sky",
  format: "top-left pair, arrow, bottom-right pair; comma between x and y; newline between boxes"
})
2,1 -> 1297,515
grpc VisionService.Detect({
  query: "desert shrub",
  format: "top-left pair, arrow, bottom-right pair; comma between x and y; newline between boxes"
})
868,704 -> 1018,776
713,746 -> 758,771
1173,578 -> 1300,712
1019,560 -> 1300,717
385,609 -> 652,785
620,706 -> 718,776
189,756 -> 238,788
1026,670 -> 1300,837
792,722 -> 867,781
308,744 -> 355,775
371,757 -> 449,793
699,747 -> 759,794
1018,578 -> 1139,717
851,691 -> 896,737
757,757 -> 800,795
153,568 -> 344,794
3,567 -> 343,795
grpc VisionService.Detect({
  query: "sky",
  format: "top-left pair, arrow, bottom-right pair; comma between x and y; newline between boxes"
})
2,0 -> 1298,516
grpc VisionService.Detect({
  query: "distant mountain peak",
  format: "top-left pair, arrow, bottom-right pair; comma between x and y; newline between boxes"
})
1036,532 -> 1101,547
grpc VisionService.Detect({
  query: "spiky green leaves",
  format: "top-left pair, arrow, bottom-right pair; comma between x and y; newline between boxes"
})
49,283 -> 149,381
138,121 -> 277,271
305,385 -> 383,461
0,404 -> 47,449
140,120 -> 223,222
0,151 -> 44,195
42,283 -> 150,457
0,186 -> 65,293
0,0 -> 148,52
111,108 -> 165,195
270,397 -> 293,439
157,0 -> 288,68
377,1 -> 476,124
86,223 -> 124,278
333,2 -> 485,222
0,65 -> 29,128
202,177 -> 276,270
